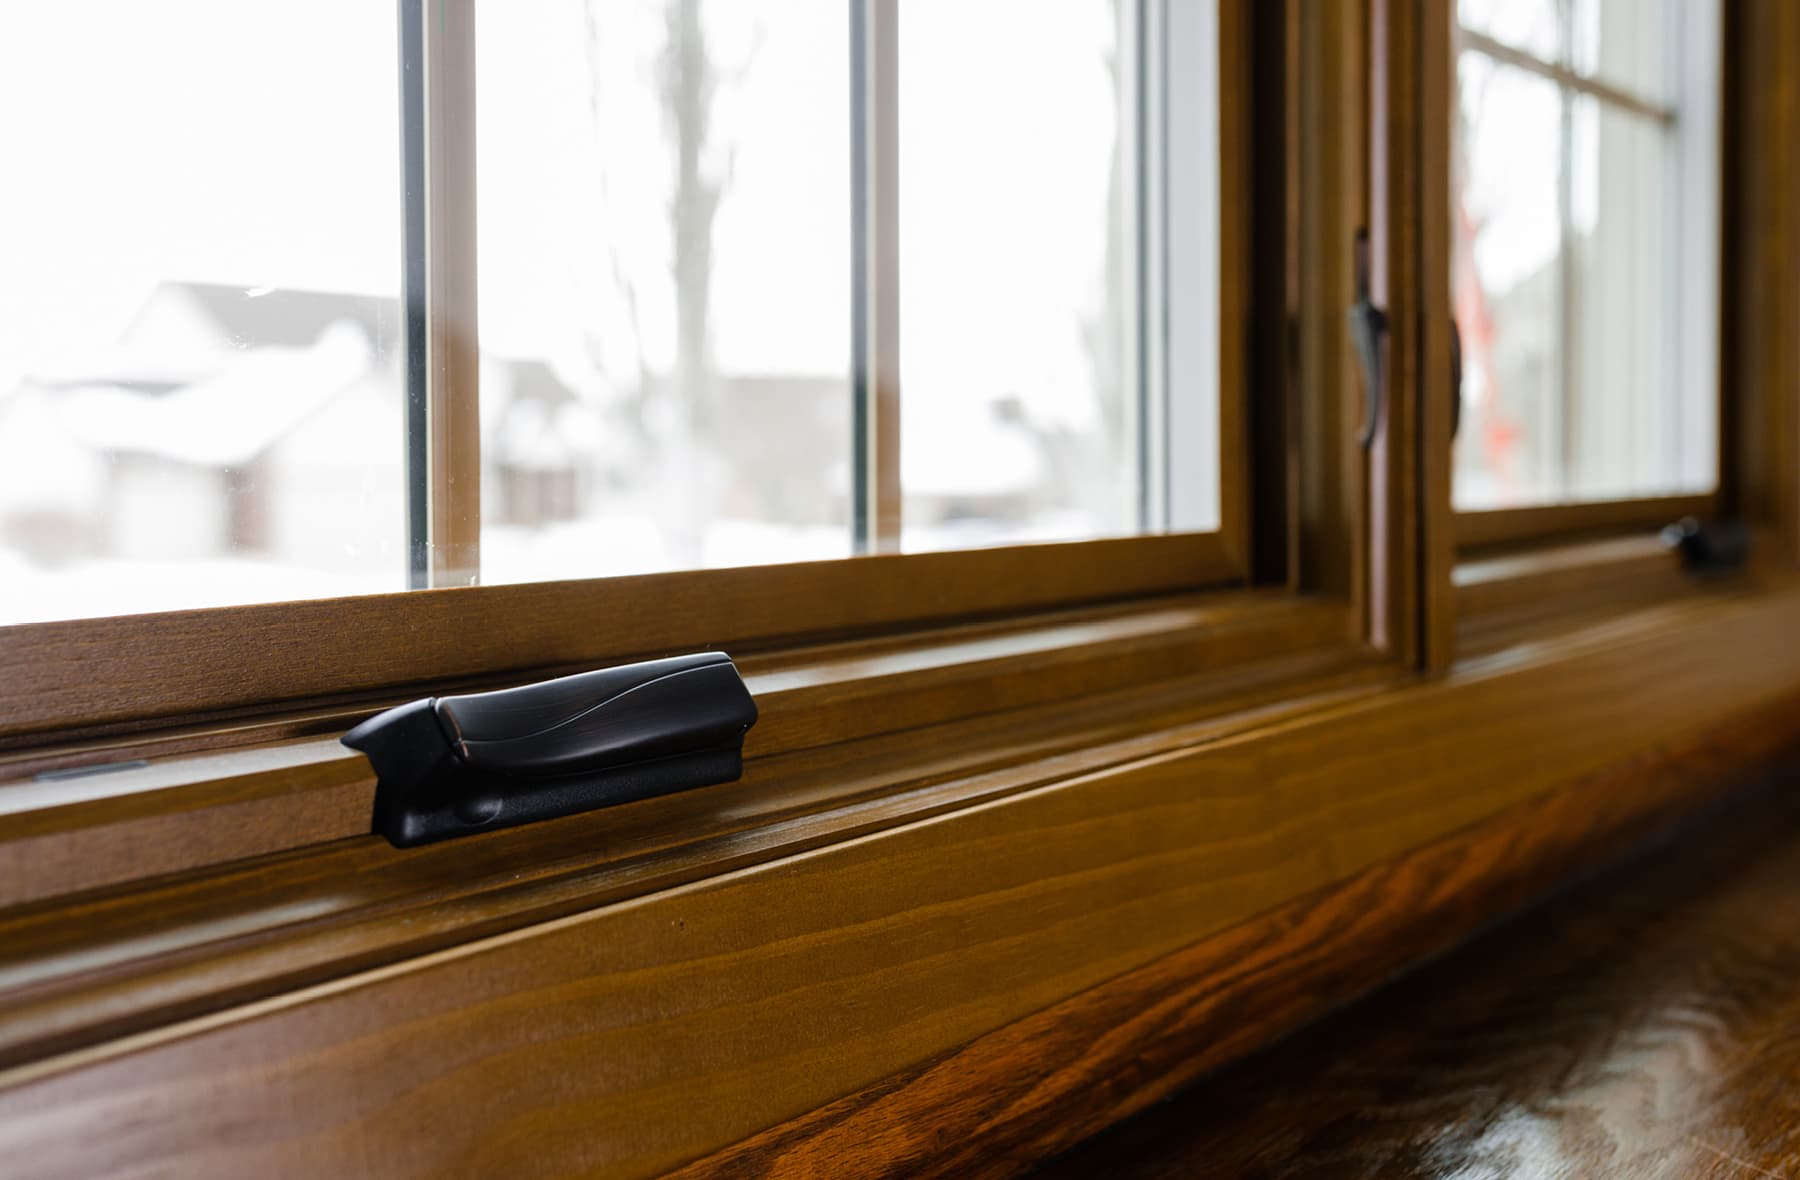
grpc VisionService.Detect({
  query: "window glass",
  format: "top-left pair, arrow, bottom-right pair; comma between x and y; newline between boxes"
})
476,1 -> 853,581
0,0 -> 1225,625
0,2 -> 402,625
898,0 -> 1147,550
1453,0 -> 1716,510
1570,0 -> 1676,108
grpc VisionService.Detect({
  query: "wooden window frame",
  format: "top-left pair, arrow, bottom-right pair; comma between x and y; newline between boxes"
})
1447,4 -> 1726,560
8,4 -> 1800,1178
0,0 -> 1374,883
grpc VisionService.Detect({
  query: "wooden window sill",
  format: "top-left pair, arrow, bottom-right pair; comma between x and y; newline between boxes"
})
1454,493 -> 1714,552
0,591 -> 1358,908
5,577 -> 1800,1177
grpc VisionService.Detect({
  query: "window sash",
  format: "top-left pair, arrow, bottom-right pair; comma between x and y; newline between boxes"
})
397,0 -> 1238,586
1450,5 -> 1721,529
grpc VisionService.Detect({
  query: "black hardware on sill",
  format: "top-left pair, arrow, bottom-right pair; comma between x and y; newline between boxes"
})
343,652 -> 758,848
1349,229 -> 1389,449
1662,517 -> 1751,576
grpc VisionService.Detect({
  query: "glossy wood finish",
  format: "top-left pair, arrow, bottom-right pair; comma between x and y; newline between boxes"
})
680,687 -> 1800,1180
0,594 -> 1350,904
1368,0 -> 1455,668
1215,0 -> 1254,576
1452,533 -> 1689,620
5,586 -> 1800,1178
1293,0 -> 1366,605
1034,757 -> 1800,1179
1456,494 -> 1716,553
0,531 -> 1244,746
1724,0 -> 1800,567
0,648 -> 1385,1067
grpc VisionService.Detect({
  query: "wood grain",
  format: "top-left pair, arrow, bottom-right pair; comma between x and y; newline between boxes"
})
1367,0 -> 1427,663
0,647 -> 1384,1066
0,594 -> 1351,905
3,586 -> 1800,1178
677,685 -> 1800,1180
0,531 -> 1242,745
1032,748 -> 1800,1179
1416,0 -> 1457,670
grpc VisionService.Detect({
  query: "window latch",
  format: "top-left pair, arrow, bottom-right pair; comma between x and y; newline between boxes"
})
1450,316 -> 1464,441
343,652 -> 759,847
1349,228 -> 1389,449
1662,517 -> 1752,575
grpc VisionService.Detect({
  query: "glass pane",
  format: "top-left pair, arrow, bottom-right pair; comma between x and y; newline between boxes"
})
1571,0 -> 1675,108
1565,99 -> 1679,501
476,1 -> 852,582
0,2 -> 403,625
897,0 -> 1153,551
1453,56 -> 1567,507
1458,0 -> 1562,63
1453,25 -> 1715,510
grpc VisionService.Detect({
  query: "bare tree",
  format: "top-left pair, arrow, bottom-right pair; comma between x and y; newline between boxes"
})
580,0 -> 746,562
660,0 -> 727,444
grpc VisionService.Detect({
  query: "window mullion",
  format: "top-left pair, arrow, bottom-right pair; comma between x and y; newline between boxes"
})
404,0 -> 481,588
851,0 -> 901,555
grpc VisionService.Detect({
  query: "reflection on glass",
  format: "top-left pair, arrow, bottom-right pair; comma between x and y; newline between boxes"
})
898,0 -> 1141,551
1458,0 -> 1561,62
1566,99 -> 1678,501
1452,1 -> 1713,510
0,2 -> 402,625
476,1 -> 852,582
1570,0 -> 1675,108
1453,57 -> 1565,506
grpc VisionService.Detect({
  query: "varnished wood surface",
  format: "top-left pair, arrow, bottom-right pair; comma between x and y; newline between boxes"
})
5,590 -> 1800,1177
0,531 -> 1243,745
672,689 -> 1800,1180
0,649 -> 1383,1069
1725,0 -> 1800,568
1033,757 -> 1800,1180
1454,494 -> 1715,553
1454,533 -> 1686,617
0,594 -> 1350,905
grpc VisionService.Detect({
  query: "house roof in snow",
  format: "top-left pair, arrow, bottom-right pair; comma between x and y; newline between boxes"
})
164,282 -> 400,352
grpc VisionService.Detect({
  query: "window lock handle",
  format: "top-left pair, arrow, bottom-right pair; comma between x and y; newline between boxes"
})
1349,229 -> 1389,449
1450,316 -> 1464,441
343,652 -> 759,847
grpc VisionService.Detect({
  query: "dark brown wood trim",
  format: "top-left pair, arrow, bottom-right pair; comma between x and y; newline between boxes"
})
670,687 -> 1800,1180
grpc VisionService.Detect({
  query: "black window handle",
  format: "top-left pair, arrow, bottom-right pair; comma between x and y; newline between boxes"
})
343,652 -> 758,847
1450,316 -> 1464,441
1349,229 -> 1389,449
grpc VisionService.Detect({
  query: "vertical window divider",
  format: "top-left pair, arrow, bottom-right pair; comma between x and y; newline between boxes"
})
402,0 -> 482,589
850,0 -> 901,555
1136,0 -> 1167,533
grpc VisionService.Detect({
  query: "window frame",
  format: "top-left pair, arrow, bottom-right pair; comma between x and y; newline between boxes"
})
402,0 -> 1252,587
1447,1 -> 1726,555
12,3 -> 1800,1173
0,0 -> 1373,780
